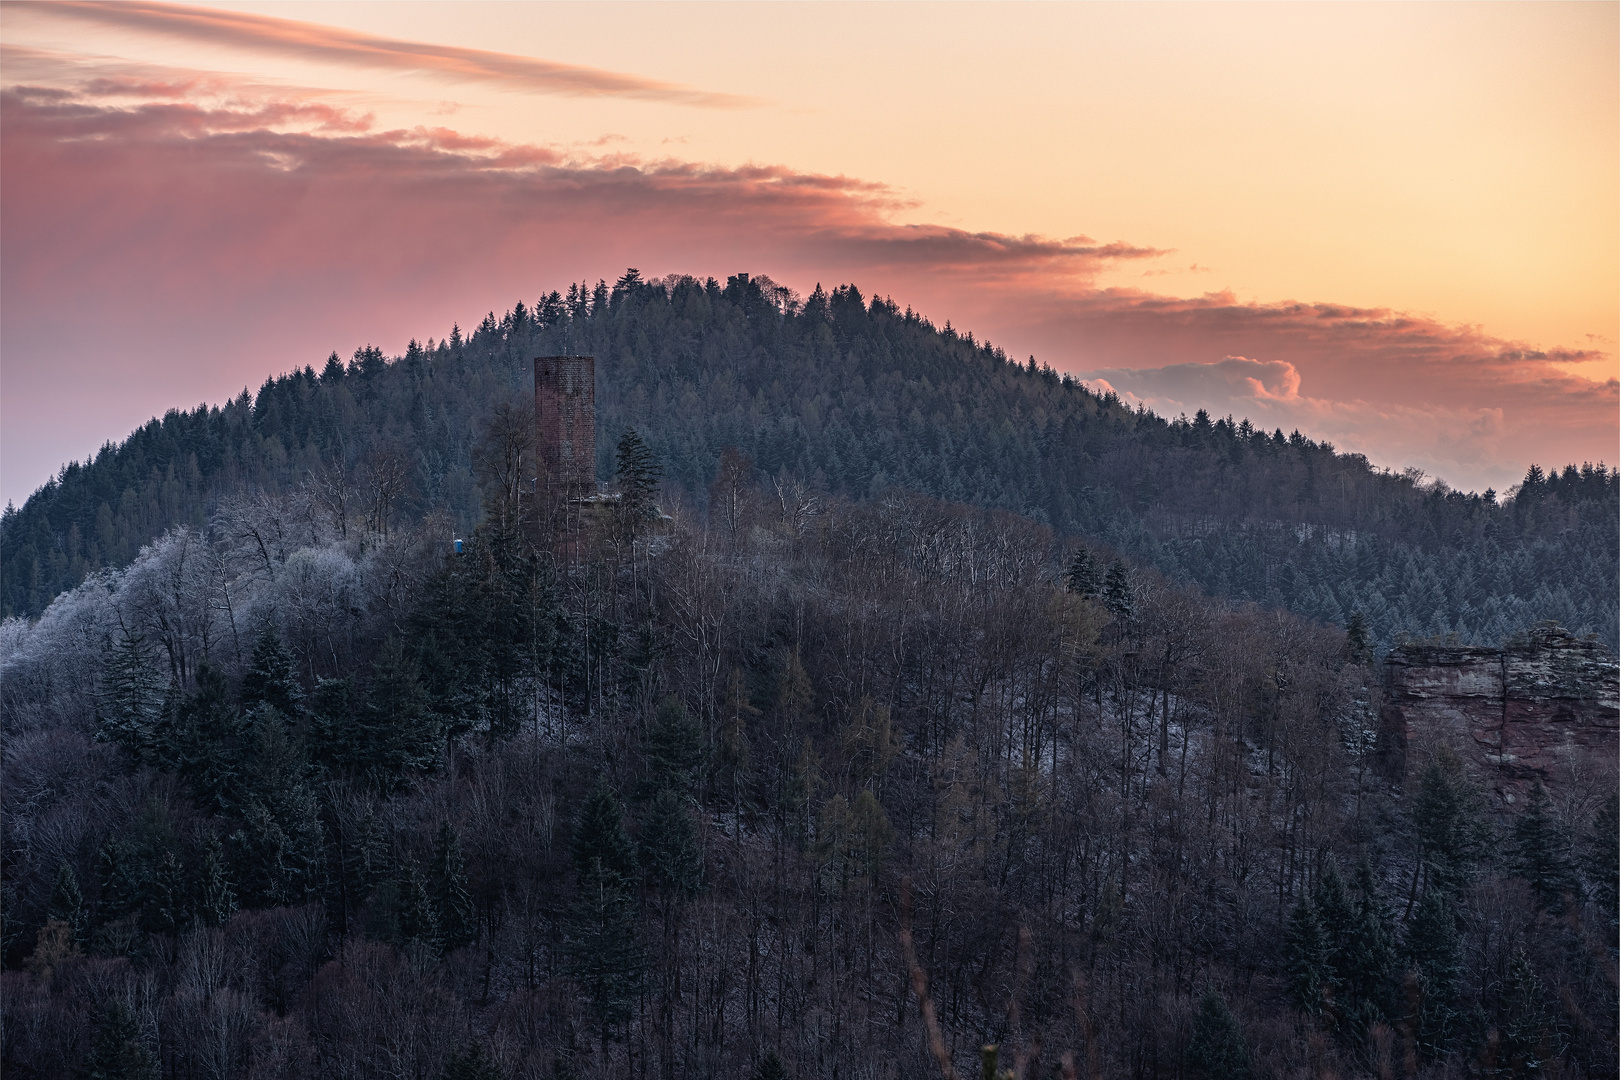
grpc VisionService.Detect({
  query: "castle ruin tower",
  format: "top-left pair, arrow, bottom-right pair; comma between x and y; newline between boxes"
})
534,355 -> 596,499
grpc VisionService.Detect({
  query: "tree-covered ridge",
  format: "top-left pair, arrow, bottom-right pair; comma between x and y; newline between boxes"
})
4,271 -> 1615,648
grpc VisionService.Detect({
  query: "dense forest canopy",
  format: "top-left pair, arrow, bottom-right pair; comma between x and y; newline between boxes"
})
3,270 -> 1615,650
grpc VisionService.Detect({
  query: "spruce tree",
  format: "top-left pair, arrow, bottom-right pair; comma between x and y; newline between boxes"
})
1341,861 -> 1395,1028
1312,858 -> 1355,993
363,639 -> 439,784
570,778 -> 638,884
1103,560 -> 1135,621
615,427 -> 662,535
84,1001 -> 158,1080
1064,547 -> 1102,598
240,628 -> 303,717
95,627 -> 165,765
46,859 -> 86,944
1510,781 -> 1580,912
753,1049 -> 791,1080
1582,791 -> 1618,930
1411,747 -> 1487,897
193,834 -> 237,928
1344,610 -> 1373,664
1185,987 -> 1250,1080
1283,894 -> 1332,1016
645,696 -> 704,797
430,822 -> 477,951
443,1041 -> 503,1080
1498,949 -> 1560,1073
173,662 -> 249,813
641,786 -> 703,898
1403,888 -> 1461,1060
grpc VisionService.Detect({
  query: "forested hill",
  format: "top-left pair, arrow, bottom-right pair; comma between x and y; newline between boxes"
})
3,270 -> 1615,646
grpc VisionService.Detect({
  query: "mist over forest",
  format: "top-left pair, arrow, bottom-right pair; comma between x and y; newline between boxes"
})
1,272 -> 1614,1080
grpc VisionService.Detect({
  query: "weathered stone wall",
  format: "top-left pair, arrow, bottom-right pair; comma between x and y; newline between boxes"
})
534,355 -> 596,496
1380,623 -> 1618,802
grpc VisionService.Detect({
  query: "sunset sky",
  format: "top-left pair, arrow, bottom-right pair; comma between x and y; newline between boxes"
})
2,0 -> 1615,504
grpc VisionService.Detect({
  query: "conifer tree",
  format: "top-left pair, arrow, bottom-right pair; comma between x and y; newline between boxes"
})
1103,560 -> 1135,621
1344,610 -> 1373,664
641,786 -> 704,898
1341,861 -> 1395,1028
363,639 -> 439,785
173,662 -> 249,813
430,822 -> 477,951
96,627 -> 165,764
1312,858 -> 1355,990
1498,949 -> 1560,1073
1185,987 -> 1250,1080
44,859 -> 86,946
645,696 -> 704,798
571,778 -> 638,884
1582,791 -> 1618,930
442,1041 -> 503,1080
1283,894 -> 1332,1016
567,857 -> 641,1047
240,628 -> 303,717
1411,747 -> 1487,897
1403,887 -> 1461,1060
1064,547 -> 1102,598
615,427 -> 662,535
1510,781 -> 1580,912
193,833 -> 237,928
753,1049 -> 791,1080
84,1001 -> 158,1080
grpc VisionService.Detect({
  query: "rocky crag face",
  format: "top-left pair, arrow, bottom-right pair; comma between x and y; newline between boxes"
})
1380,623 -> 1618,804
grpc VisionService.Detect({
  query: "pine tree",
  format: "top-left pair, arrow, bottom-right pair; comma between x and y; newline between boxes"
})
1403,887 -> 1461,1060
443,1041 -> 503,1080
1510,781 -> 1580,912
307,676 -> 357,774
1313,858 -> 1355,992
363,639 -> 439,784
1344,610 -> 1373,664
615,427 -> 662,535
1283,894 -> 1332,1015
571,778 -> 638,884
45,859 -> 86,944
193,833 -> 237,928
640,787 -> 703,898
752,1049 -> 791,1080
430,822 -> 477,951
1582,791 -> 1618,930
566,856 -> 641,1046
1103,559 -> 1135,621
371,857 -> 441,952
645,696 -> 704,797
84,1001 -> 158,1080
1411,747 -> 1487,897
1498,949 -> 1560,1074
1341,861 -> 1396,1028
1064,547 -> 1102,598
240,628 -> 303,717
95,627 -> 165,764
172,662 -> 249,813
1185,987 -> 1250,1080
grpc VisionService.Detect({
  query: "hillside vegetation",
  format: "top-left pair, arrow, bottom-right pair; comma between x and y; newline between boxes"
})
4,270 -> 1615,650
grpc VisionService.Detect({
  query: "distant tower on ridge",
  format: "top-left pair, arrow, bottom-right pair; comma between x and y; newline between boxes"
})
534,355 -> 596,497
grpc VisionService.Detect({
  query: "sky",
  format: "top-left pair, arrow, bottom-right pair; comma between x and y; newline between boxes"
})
2,1 -> 1615,505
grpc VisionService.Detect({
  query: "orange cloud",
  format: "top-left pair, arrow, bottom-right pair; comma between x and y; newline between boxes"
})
12,0 -> 757,107
0,71 -> 1612,501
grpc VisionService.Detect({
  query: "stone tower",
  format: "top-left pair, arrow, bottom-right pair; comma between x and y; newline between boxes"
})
534,355 -> 596,496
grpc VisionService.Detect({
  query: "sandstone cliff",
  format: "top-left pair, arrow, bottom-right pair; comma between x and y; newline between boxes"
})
1380,623 -> 1618,802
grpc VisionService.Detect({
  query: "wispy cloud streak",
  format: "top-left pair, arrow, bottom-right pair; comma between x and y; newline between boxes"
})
13,0 -> 758,107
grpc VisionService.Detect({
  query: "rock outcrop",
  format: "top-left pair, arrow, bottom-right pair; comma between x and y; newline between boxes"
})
1380,623 -> 1619,802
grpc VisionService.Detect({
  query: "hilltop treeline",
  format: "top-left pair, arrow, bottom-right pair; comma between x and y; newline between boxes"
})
4,270 -> 1615,650
3,432 -> 1614,1078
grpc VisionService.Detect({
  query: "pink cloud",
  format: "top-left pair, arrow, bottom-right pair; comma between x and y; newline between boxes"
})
13,0 -> 757,107
0,72 -> 1612,501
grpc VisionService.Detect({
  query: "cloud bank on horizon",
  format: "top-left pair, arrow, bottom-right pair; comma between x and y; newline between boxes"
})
1,14 -> 1614,504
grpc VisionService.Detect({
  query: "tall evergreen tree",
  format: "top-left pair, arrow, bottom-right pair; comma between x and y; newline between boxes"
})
46,859 -> 86,944
1313,858 -> 1355,991
640,786 -> 703,898
1185,987 -> 1250,1080
240,628 -> 303,717
430,822 -> 476,951
362,639 -> 439,785
1064,547 -> 1103,598
1510,781 -> 1580,912
1341,861 -> 1396,1029
1403,887 -> 1462,1060
615,427 -> 662,534
571,778 -> 638,884
1582,791 -> 1618,930
95,627 -> 165,764
192,833 -> 237,928
1103,559 -> 1135,621
442,1041 -> 503,1080
84,1001 -> 158,1080
752,1050 -> 791,1080
1411,747 -> 1488,897
645,696 -> 704,797
1283,894 -> 1332,1016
